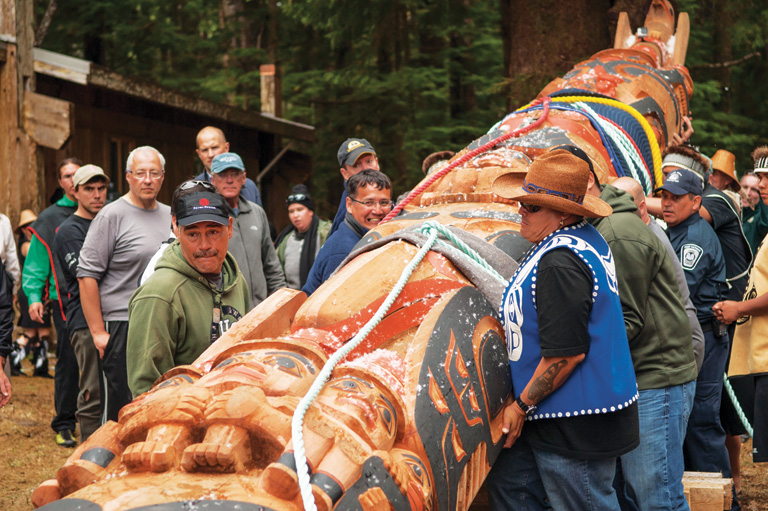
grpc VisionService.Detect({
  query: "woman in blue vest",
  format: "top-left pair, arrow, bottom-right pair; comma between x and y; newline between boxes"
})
486,149 -> 639,511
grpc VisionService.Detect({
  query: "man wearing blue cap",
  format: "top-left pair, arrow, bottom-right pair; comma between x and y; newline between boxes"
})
194,126 -> 262,206
658,168 -> 731,481
210,152 -> 286,308
126,181 -> 249,397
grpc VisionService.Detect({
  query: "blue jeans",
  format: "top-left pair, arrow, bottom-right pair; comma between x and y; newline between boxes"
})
487,434 -> 551,511
683,328 -> 731,476
619,381 -> 696,511
486,432 -> 620,511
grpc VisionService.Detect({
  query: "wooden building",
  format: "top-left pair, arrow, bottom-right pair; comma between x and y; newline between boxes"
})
1,1 -> 314,233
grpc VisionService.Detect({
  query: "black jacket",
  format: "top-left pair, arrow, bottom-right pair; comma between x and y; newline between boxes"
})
0,263 -> 13,359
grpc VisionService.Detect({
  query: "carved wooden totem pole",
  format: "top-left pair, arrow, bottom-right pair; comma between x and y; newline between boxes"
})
34,1 -> 692,510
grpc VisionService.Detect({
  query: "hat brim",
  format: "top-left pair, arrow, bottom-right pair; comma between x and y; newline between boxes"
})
712,168 -> 741,192
345,147 -> 376,166
177,214 -> 230,227
654,183 -> 688,196
492,172 -> 612,218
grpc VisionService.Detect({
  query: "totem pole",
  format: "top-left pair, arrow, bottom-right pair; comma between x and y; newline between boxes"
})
34,1 -> 691,510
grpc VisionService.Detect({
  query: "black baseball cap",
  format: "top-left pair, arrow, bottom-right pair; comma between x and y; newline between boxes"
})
337,138 -> 376,167
175,192 -> 230,227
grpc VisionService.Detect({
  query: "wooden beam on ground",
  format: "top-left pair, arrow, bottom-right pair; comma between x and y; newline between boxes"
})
683,471 -> 732,511
23,90 -> 73,149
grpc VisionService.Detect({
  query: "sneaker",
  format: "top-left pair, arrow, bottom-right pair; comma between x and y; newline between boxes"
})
55,430 -> 77,448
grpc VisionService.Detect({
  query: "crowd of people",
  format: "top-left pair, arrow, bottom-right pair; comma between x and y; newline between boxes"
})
0,128 -> 390,447
0,124 -> 766,511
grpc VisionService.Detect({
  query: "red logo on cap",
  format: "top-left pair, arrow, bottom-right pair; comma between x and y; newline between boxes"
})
199,198 -> 210,206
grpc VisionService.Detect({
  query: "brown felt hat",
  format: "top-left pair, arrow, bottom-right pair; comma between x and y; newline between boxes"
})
492,149 -> 612,218
710,149 -> 740,192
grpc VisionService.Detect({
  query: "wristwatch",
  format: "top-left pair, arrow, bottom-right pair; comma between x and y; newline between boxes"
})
515,396 -> 537,417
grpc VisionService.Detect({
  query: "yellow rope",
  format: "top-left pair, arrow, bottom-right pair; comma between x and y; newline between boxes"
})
515,96 -> 663,187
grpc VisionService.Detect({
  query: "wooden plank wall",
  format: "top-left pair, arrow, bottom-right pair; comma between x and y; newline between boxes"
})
0,44 -> 43,230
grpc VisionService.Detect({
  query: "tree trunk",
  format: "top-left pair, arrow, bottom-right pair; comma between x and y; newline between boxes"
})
500,0 -> 611,112
713,0 -> 733,113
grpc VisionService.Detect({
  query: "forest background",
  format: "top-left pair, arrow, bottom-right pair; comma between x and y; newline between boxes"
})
33,0 -> 768,216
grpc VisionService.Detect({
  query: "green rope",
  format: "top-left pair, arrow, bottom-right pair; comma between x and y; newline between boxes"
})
724,373 -> 753,438
417,221 -> 508,286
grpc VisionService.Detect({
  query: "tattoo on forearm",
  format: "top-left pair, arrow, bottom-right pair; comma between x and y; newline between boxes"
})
527,359 -> 568,403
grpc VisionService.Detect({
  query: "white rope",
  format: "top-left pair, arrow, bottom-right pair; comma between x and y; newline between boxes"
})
290,221 -> 512,509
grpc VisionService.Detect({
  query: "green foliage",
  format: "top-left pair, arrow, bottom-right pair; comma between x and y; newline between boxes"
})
35,0 -> 768,212
679,0 -> 768,174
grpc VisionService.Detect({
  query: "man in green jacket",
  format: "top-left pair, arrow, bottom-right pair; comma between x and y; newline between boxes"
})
126,182 -> 249,397
565,144 -> 696,511
22,157 -> 82,447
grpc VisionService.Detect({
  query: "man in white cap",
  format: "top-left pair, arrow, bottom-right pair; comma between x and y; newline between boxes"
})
53,165 -> 109,441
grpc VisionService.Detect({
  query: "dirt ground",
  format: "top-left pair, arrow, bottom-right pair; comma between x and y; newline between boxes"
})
1,357 -> 766,511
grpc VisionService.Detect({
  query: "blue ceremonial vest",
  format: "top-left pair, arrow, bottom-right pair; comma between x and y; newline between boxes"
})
500,221 -> 637,420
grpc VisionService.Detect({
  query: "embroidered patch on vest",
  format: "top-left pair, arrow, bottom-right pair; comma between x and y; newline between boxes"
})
681,244 -> 703,270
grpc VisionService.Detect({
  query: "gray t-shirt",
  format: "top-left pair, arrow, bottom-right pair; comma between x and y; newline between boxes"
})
77,196 -> 171,321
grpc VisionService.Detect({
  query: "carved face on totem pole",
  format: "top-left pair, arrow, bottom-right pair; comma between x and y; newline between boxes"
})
198,340 -> 327,397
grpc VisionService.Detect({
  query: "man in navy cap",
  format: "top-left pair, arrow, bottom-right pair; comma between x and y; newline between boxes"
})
330,138 -> 380,234
126,181 -> 249,397
658,168 -> 731,481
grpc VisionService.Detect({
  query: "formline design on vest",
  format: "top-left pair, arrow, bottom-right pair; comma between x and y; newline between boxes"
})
501,221 -> 637,421
503,222 -> 619,363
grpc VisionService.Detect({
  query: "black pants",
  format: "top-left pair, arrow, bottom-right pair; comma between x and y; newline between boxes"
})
50,301 -> 79,433
98,320 -> 132,423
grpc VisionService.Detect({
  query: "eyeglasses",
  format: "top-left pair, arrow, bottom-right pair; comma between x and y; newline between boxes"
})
180,180 -> 217,192
128,170 -> 164,180
518,203 -> 542,214
349,198 -> 393,209
286,194 -> 308,203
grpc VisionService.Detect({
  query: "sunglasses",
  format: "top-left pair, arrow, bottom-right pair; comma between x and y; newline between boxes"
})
286,193 -> 308,203
518,203 -> 542,214
180,180 -> 217,192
